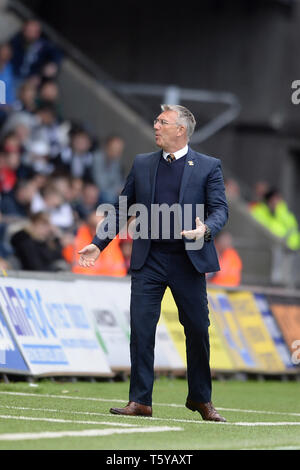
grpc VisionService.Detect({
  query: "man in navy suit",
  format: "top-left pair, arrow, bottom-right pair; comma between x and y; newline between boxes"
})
79,105 -> 228,422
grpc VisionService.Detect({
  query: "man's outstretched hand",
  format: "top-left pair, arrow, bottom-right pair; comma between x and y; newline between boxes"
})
78,244 -> 101,267
181,217 -> 206,240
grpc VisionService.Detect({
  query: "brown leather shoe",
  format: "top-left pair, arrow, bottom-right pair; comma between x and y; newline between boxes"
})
110,401 -> 152,417
186,399 -> 226,422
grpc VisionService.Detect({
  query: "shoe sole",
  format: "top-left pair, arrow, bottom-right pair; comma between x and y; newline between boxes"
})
109,408 -> 152,417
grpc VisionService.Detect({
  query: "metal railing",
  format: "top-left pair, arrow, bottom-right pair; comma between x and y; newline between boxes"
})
110,83 -> 241,144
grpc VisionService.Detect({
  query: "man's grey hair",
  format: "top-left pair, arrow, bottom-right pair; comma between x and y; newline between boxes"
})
161,104 -> 196,139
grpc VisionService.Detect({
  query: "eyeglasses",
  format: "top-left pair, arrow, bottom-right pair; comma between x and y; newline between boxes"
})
153,118 -> 179,127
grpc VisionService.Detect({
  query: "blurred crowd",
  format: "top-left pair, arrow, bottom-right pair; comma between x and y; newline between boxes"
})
0,18 -> 245,285
225,177 -> 300,251
3,19 -> 295,286
0,19 -> 132,276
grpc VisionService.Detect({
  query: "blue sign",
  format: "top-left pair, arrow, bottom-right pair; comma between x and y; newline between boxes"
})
0,279 -> 111,376
0,80 -> 5,105
254,293 -> 295,369
0,307 -> 29,372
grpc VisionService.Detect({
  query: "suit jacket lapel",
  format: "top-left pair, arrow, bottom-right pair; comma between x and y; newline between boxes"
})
179,147 -> 195,203
149,150 -> 162,203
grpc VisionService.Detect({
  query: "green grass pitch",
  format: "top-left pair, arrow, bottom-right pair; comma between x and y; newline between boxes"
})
0,378 -> 299,450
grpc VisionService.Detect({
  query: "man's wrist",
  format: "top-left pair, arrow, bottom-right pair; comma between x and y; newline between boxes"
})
91,239 -> 101,251
204,224 -> 212,242
91,243 -> 100,249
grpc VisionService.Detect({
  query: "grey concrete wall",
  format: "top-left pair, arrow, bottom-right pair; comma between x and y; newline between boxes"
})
0,0 -> 21,42
58,59 -> 156,172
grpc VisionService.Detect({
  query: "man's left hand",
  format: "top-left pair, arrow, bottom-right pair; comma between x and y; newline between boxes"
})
181,217 -> 206,240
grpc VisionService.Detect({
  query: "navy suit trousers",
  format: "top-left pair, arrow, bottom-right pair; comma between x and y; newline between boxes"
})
129,242 -> 212,406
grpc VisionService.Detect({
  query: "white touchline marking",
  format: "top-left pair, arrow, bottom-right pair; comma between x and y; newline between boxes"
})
0,391 -> 127,403
241,446 -> 300,450
0,405 -> 139,423
230,422 -> 300,426
0,405 -> 210,425
1,391 -> 300,420
0,411 -> 300,428
0,426 -> 183,441
271,446 -> 300,450
0,414 -> 136,427
217,407 -> 300,417
0,406 -> 207,426
0,405 -> 210,426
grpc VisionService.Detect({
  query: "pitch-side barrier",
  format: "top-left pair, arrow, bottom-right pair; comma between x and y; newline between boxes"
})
0,272 -> 299,378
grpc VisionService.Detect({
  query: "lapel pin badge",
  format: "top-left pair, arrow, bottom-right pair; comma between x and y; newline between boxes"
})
188,161 -> 194,166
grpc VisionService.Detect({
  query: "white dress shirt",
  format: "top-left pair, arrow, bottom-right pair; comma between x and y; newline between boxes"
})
162,144 -> 189,161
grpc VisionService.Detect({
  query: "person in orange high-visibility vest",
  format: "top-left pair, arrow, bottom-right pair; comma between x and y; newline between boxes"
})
208,231 -> 242,287
63,212 -> 127,276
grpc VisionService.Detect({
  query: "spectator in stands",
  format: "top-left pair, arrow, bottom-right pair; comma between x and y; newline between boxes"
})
1,179 -> 37,219
55,128 -> 93,180
73,181 -> 100,220
52,174 -> 74,204
0,43 -> 16,106
14,80 -> 37,113
0,217 -> 12,259
250,187 -> 300,251
0,256 -> 11,272
31,181 -> 74,231
70,177 -> 84,204
36,79 -> 61,114
93,135 -> 125,203
1,131 -> 22,155
0,111 -> 36,150
224,177 -> 241,202
0,133 -> 25,181
51,173 -> 80,229
248,180 -> 270,209
23,139 -> 53,176
0,149 -> 20,193
10,211 -> 68,271
63,212 -> 127,276
10,19 -> 62,82
30,172 -> 48,190
207,231 -> 242,287
32,104 -> 69,158
0,126 -> 31,183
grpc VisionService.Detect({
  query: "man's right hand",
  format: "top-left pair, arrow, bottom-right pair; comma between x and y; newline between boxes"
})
78,244 -> 101,267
